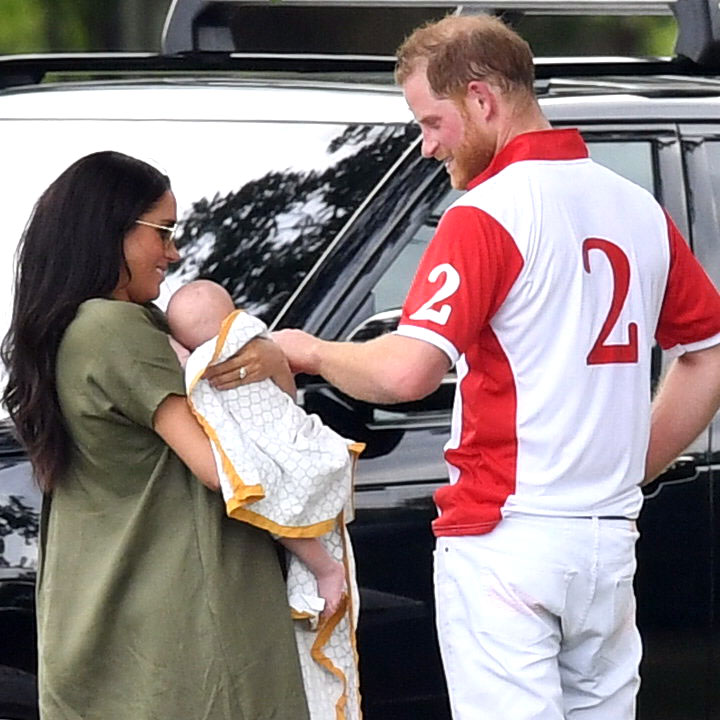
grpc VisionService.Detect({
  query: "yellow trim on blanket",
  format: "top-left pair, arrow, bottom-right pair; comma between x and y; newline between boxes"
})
228,506 -> 337,538
215,309 -> 242,360
348,442 -> 365,456
185,313 -> 267,507
312,594 -> 351,720
343,524 -> 363,716
301,512 -> 364,720
188,400 -> 266,504
346,444 -> 364,519
186,310 -> 243,395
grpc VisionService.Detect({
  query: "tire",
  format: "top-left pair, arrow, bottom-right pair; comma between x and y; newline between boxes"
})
0,665 -> 38,720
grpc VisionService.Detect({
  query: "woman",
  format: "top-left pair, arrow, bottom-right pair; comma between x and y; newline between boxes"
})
1,151 -> 309,720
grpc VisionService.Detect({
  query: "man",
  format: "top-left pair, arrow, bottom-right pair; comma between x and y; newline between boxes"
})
259,14 -> 720,719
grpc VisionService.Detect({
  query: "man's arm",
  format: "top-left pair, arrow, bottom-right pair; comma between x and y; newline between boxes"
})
644,342 -> 720,484
272,330 -> 451,404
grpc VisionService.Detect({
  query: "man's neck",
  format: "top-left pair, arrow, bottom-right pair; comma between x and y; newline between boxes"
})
494,101 -> 552,156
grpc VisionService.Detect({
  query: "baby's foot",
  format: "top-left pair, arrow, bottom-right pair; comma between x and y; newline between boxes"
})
316,560 -> 346,620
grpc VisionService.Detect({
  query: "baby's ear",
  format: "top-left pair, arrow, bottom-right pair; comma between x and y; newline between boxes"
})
168,335 -> 191,368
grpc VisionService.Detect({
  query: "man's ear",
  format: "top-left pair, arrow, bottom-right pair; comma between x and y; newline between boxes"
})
465,80 -> 496,120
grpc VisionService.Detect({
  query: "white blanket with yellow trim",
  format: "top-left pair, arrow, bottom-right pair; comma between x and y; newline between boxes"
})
185,310 -> 362,720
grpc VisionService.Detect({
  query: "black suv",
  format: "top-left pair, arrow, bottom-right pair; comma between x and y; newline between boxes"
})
1,1 -> 720,718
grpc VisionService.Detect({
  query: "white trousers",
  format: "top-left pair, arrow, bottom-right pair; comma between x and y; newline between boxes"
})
434,514 -> 641,720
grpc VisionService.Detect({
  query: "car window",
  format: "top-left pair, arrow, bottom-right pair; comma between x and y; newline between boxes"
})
586,140 -> 655,195
702,141 -> 720,199
689,139 -> 720,287
0,118 -> 415,393
369,188 -> 461,316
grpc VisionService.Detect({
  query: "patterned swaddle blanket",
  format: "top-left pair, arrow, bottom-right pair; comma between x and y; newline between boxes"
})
185,310 -> 362,720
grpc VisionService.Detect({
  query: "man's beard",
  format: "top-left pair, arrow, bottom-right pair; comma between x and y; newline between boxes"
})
450,120 -> 495,190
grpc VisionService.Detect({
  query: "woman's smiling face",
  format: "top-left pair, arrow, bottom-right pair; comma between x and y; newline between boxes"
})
113,190 -> 179,304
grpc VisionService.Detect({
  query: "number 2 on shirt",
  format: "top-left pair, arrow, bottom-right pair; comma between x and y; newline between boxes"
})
583,237 -> 639,365
409,263 -> 461,325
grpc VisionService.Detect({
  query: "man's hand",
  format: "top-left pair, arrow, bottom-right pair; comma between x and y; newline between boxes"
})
644,343 -> 720,484
202,337 -> 290,391
273,329 -> 450,405
272,329 -> 323,375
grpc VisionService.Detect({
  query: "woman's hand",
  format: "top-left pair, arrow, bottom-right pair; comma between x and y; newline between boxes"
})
202,337 -> 296,398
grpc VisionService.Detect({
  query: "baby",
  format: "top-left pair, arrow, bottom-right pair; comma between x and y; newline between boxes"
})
167,279 -> 348,620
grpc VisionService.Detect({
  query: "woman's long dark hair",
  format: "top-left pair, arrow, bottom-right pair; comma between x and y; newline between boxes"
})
1,151 -> 171,491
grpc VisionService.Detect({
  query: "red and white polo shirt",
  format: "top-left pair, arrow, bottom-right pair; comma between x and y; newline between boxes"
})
396,128 -> 720,537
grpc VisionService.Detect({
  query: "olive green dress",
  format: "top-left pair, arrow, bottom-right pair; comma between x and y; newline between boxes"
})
38,298 -> 309,720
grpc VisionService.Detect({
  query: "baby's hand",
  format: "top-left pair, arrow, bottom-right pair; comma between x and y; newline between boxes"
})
316,560 -> 347,621
168,335 -> 191,368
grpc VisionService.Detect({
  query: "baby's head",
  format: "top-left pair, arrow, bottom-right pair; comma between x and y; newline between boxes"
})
167,279 -> 235,351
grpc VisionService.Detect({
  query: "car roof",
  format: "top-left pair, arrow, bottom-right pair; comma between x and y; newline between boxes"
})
3,73 -> 720,124
0,79 -> 412,123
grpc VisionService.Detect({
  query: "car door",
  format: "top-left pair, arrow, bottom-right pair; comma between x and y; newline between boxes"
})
587,127 -> 714,720
278,125 -> 714,720
676,124 -> 720,720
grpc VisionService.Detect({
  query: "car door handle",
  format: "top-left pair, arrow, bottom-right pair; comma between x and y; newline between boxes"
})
642,455 -> 698,497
